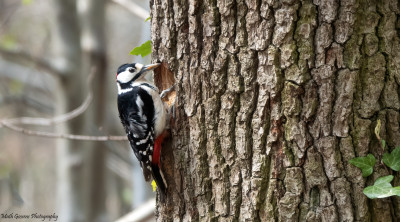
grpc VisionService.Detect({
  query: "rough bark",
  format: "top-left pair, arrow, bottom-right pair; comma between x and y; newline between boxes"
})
151,0 -> 400,221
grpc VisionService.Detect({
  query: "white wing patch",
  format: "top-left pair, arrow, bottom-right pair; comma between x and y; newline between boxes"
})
136,95 -> 144,107
131,82 -> 167,137
135,96 -> 147,122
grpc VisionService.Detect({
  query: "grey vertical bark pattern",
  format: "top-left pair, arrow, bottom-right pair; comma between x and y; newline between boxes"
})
151,0 -> 400,221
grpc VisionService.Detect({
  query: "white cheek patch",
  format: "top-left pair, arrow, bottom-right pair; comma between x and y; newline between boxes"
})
117,70 -> 135,83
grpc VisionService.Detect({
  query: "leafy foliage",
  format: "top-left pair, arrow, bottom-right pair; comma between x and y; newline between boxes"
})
22,0 -> 33,5
0,35 -> 17,49
349,154 -> 376,177
0,158 -> 11,179
145,16 -> 151,22
383,147 -> 400,171
363,175 -> 400,199
381,139 -> 386,151
129,40 -> 151,58
351,120 -> 400,199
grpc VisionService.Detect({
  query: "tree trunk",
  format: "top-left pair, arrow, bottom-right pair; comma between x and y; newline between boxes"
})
78,0 -> 108,221
151,0 -> 400,221
52,0 -> 88,221
52,0 -> 108,221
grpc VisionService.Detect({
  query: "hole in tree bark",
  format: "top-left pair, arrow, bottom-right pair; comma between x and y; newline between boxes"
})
154,62 -> 176,106
153,61 -> 176,201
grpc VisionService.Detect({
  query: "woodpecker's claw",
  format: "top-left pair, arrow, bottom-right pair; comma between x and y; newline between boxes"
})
160,84 -> 175,99
160,84 -> 176,129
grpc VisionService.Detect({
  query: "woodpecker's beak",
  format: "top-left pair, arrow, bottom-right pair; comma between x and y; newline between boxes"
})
142,63 -> 160,72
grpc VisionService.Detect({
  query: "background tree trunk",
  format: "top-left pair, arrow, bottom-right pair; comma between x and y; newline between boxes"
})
52,0 -> 88,221
151,0 -> 400,221
78,0 -> 108,221
53,0 -> 108,221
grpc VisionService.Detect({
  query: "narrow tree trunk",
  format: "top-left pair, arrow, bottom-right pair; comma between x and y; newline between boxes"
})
52,0 -> 88,221
78,0 -> 108,221
151,0 -> 400,221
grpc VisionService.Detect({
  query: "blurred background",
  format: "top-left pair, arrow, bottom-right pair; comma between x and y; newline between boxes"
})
0,0 -> 155,221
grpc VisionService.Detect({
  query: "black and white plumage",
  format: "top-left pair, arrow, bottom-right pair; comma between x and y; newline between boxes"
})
116,63 -> 168,194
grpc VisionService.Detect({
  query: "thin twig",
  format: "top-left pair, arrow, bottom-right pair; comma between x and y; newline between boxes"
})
0,121 -> 127,141
110,0 -> 149,20
0,48 -> 61,77
0,67 -> 128,141
5,70 -> 95,126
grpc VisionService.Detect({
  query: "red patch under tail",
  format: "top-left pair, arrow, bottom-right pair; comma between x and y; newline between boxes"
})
153,131 -> 166,166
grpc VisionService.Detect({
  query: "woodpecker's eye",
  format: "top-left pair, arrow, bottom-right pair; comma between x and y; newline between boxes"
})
128,68 -> 135,73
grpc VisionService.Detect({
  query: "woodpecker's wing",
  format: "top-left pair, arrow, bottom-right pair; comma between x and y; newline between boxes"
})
118,87 -> 156,181
126,127 -> 154,181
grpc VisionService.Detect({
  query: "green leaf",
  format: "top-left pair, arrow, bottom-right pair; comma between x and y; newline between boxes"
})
375,175 -> 394,184
0,154 -> 11,179
349,154 -> 376,177
22,0 -> 33,5
0,163 -> 11,179
382,139 -> 386,150
145,16 -> 151,22
383,147 -> 400,171
363,175 -> 400,199
0,35 -> 17,49
393,187 -> 400,197
122,187 -> 132,204
129,40 -> 151,58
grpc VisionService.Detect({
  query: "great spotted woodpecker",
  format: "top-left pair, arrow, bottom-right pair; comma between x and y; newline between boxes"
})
116,62 -> 168,194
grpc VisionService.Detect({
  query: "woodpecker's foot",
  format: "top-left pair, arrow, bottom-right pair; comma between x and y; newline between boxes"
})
160,84 -> 175,99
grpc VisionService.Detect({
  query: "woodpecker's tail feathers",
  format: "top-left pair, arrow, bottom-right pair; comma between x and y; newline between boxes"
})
140,162 -> 152,182
151,164 -> 167,196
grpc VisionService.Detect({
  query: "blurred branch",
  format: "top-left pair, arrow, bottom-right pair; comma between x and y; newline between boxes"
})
110,0 -> 149,20
0,59 -> 56,91
5,68 -> 96,126
0,1 -> 19,33
0,48 -> 62,77
0,122 -> 127,141
1,95 -> 53,114
0,67 -> 128,141
114,198 -> 155,222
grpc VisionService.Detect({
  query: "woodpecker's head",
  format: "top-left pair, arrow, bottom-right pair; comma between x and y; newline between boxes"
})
116,63 -> 160,84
